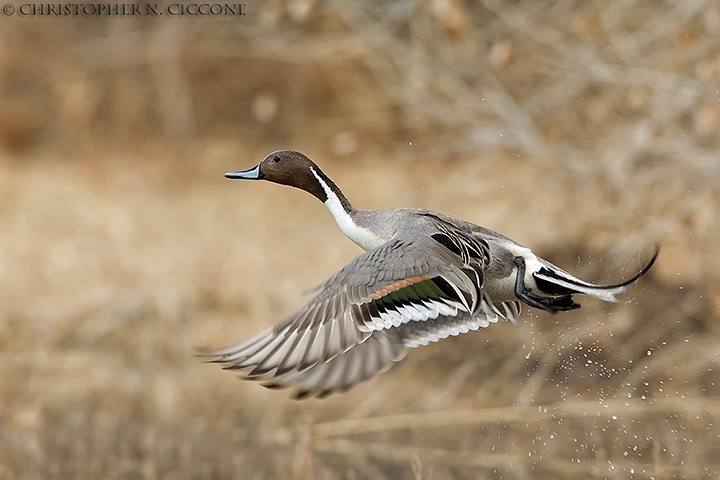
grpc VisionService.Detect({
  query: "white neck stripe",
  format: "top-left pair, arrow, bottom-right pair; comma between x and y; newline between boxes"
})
309,167 -> 383,251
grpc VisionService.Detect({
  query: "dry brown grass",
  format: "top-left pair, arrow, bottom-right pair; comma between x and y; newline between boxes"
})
1,1 -> 720,479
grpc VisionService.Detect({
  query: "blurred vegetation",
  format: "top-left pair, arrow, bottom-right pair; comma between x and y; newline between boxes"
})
1,1 -> 719,478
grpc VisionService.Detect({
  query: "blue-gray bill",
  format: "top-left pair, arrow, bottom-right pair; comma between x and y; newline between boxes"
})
225,163 -> 262,180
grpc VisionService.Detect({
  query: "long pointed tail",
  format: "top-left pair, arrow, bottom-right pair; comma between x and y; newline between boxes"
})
533,248 -> 659,303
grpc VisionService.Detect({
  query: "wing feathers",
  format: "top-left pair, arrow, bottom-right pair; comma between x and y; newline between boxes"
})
200,233 -> 502,397
200,217 -> 654,398
258,331 -> 407,399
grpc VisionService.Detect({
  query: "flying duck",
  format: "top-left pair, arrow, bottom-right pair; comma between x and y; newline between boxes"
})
200,150 -> 657,399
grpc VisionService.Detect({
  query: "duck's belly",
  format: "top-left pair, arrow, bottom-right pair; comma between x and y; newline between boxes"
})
482,271 -> 518,302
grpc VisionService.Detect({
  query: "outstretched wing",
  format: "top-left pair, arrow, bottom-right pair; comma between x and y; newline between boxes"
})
199,233 -> 514,398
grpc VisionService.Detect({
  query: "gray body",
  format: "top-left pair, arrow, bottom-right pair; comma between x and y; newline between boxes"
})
350,207 -> 519,301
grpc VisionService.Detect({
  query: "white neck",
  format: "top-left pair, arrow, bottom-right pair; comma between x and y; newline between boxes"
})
310,167 -> 384,251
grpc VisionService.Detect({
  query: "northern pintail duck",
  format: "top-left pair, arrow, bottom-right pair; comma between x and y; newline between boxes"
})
201,150 -> 657,399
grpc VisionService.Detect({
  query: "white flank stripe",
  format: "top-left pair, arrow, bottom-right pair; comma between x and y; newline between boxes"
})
505,244 -> 544,289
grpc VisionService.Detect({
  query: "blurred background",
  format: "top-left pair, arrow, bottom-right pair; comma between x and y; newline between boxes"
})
1,1 -> 719,478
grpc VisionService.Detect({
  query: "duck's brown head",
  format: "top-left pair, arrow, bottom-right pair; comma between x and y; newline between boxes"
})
225,150 -> 334,203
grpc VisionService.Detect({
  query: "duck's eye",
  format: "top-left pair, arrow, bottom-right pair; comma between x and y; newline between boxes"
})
273,156 -> 280,163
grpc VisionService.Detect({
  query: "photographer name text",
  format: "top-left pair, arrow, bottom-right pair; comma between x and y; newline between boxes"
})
3,3 -> 246,16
